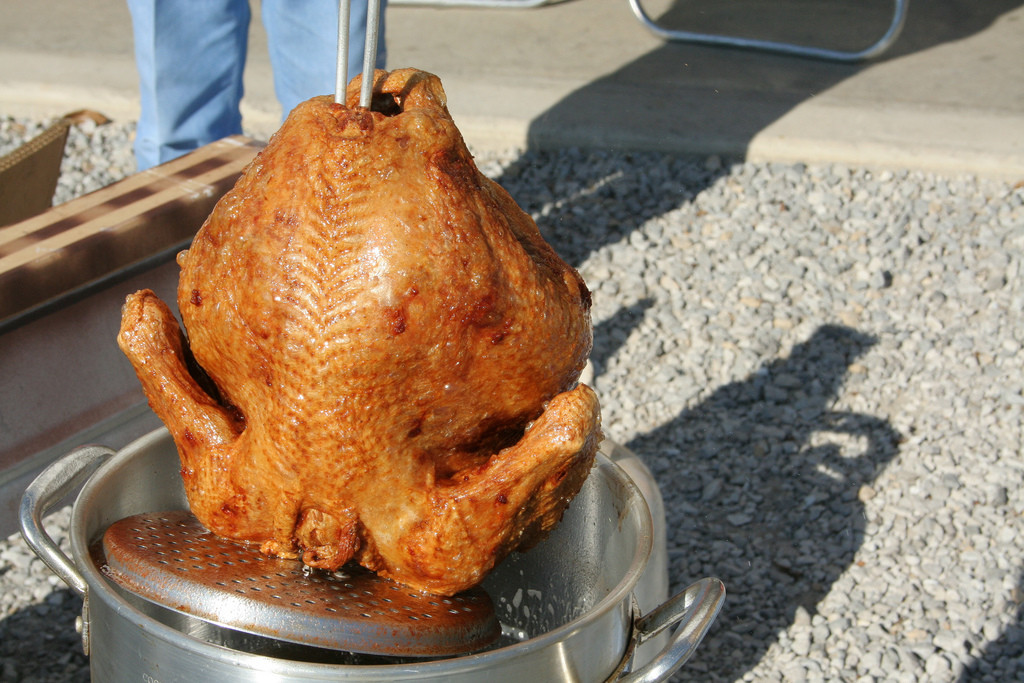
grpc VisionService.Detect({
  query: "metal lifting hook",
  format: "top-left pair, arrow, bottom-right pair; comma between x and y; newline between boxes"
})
335,0 -> 383,108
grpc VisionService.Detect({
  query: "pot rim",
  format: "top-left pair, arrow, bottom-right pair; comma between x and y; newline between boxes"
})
70,428 -> 654,677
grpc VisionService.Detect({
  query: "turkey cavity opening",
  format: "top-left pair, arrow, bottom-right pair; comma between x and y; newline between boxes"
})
372,92 -> 402,116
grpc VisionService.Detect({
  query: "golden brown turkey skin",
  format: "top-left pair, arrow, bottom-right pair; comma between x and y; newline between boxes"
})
117,68 -> 600,595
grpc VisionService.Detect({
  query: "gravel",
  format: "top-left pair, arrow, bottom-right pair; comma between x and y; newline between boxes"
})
0,116 -> 136,206
2,115 -> 1023,682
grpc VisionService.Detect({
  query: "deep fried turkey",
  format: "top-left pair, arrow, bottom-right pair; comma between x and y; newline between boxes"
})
117,68 -> 600,596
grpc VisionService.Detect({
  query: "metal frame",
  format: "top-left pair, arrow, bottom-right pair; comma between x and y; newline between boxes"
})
627,0 -> 909,62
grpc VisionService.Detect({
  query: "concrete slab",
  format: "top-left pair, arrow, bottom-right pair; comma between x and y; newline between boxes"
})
0,0 -> 1022,178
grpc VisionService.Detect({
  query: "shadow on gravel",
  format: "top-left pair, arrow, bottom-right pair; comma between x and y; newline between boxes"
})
0,588 -> 88,681
958,571 -> 1024,682
590,298 -> 655,378
495,148 -> 729,269
623,324 -> 902,680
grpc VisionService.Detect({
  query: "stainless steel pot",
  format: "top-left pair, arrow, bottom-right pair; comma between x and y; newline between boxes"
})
21,428 -> 724,682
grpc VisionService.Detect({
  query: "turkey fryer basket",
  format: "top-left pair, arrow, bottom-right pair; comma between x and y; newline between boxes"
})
97,510 -> 500,657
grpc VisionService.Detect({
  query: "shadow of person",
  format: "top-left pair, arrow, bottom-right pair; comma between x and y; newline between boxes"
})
620,324 -> 901,680
958,571 -> 1024,681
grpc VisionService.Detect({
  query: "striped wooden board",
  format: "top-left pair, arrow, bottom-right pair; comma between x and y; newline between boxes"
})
0,136 -> 264,325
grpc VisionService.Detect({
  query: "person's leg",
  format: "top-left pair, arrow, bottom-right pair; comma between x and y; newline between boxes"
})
128,0 -> 250,170
261,0 -> 387,119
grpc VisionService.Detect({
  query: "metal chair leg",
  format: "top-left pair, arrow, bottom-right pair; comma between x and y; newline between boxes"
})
627,0 -> 909,62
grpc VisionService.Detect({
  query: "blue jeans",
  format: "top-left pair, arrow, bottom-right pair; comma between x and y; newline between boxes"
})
128,0 -> 387,170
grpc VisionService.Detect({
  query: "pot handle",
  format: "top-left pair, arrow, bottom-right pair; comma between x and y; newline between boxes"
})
618,577 -> 726,683
19,444 -> 115,597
